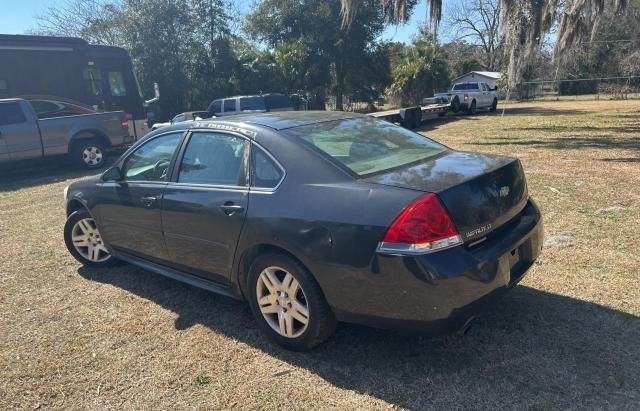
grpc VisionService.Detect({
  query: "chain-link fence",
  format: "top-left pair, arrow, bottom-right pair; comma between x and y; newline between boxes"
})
514,76 -> 640,101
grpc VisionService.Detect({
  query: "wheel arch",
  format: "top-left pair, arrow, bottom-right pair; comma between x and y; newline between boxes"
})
68,129 -> 112,152
234,243 -> 316,301
66,199 -> 88,217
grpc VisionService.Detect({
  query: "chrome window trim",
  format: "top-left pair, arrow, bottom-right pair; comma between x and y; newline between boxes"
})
249,142 -> 286,193
165,182 -> 250,192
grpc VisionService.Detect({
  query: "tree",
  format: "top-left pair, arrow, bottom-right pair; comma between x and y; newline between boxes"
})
36,0 -> 240,119
340,0 -> 629,91
388,39 -> 450,106
446,0 -> 501,71
35,0 -> 124,45
246,0 -> 386,110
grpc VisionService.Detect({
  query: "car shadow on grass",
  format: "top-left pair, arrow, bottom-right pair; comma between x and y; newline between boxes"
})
78,265 -> 640,409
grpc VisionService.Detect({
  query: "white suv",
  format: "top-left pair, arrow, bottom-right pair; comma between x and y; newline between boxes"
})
207,94 -> 293,117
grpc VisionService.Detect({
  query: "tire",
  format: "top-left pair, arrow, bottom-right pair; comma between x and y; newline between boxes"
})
490,98 -> 498,112
467,100 -> 477,115
71,139 -> 107,169
451,95 -> 461,113
247,253 -> 336,351
64,209 -> 119,267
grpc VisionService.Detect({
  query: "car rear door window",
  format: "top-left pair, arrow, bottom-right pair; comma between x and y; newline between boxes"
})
223,99 -> 236,113
122,132 -> 183,181
264,94 -> 292,110
178,132 -> 247,186
0,102 -> 27,126
252,147 -> 283,189
240,97 -> 266,111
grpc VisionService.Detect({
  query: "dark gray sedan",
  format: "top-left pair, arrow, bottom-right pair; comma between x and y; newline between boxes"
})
63,111 -> 543,350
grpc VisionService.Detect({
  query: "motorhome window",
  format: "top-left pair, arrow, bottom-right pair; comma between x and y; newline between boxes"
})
108,72 -> 127,97
83,68 -> 103,96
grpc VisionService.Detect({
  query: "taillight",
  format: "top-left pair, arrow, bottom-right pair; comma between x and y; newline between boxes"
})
377,193 -> 462,255
121,116 -> 129,130
464,93 -> 469,102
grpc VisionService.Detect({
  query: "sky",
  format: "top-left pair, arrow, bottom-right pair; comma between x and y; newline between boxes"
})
0,0 -> 428,44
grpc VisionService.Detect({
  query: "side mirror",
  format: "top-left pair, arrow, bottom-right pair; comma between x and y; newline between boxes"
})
493,86 -> 499,91
102,166 -> 122,182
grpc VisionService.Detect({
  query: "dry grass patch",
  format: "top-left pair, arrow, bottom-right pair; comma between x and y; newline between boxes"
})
1,99 -> 639,410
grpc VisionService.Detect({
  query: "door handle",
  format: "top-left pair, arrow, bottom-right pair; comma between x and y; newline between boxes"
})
140,196 -> 157,207
220,202 -> 244,216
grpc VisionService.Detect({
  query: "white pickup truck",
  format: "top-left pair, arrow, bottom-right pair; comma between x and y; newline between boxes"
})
428,82 -> 498,115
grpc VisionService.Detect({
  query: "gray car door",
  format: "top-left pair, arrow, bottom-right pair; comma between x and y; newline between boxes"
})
0,101 -> 41,162
161,130 -> 249,282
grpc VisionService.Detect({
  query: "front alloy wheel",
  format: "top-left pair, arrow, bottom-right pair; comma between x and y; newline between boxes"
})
64,209 -> 117,266
71,217 -> 110,262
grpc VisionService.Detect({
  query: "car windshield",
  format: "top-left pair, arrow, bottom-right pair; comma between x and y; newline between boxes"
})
282,117 -> 447,176
452,83 -> 480,91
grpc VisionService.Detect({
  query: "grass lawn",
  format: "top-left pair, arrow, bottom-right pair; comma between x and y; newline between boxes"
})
0,99 -> 638,409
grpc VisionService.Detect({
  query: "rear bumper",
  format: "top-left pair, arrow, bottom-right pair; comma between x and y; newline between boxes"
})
332,199 -> 543,333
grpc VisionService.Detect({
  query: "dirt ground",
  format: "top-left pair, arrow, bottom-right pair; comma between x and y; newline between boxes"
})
0,99 -> 638,410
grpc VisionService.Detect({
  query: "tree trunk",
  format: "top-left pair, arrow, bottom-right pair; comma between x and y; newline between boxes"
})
335,57 -> 345,111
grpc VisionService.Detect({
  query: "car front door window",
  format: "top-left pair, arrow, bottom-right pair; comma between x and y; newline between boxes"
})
122,132 -> 183,182
223,99 -> 236,114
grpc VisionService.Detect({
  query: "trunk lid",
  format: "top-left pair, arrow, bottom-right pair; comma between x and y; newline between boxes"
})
363,150 -> 528,242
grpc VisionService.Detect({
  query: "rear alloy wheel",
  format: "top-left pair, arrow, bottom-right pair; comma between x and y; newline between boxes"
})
256,266 -> 310,338
64,209 -> 118,267
72,140 -> 107,169
248,253 -> 336,350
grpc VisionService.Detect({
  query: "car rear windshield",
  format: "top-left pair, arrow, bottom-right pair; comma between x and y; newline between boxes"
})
282,117 -> 447,176
452,83 -> 480,91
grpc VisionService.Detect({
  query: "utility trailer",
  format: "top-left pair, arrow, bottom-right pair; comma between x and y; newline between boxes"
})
368,96 -> 452,129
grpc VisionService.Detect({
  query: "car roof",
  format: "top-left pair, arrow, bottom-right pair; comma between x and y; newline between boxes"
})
213,93 -> 288,101
144,111 -> 364,142
211,111 -> 361,131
